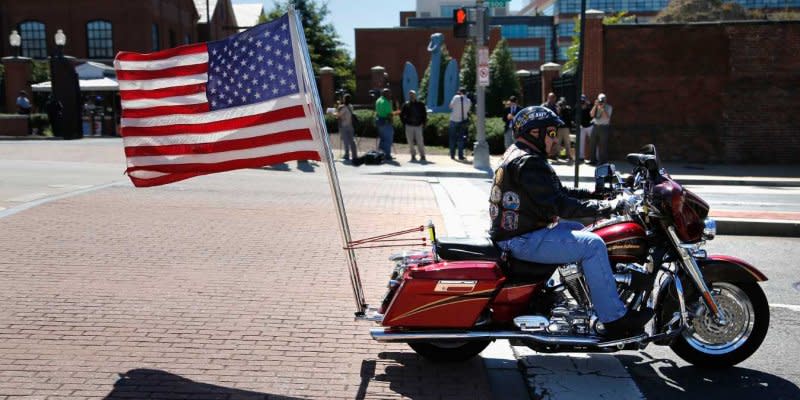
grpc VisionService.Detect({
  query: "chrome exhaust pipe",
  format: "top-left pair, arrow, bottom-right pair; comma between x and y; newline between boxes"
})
370,328 -> 601,346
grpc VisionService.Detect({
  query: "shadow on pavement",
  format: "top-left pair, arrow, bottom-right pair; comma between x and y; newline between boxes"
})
354,351 -> 489,400
263,163 -> 291,172
618,353 -> 800,400
104,369 -> 305,400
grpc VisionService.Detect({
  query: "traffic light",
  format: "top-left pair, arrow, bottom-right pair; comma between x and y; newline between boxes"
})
453,8 -> 468,38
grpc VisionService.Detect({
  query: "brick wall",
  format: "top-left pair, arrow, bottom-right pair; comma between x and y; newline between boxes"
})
602,21 -> 800,163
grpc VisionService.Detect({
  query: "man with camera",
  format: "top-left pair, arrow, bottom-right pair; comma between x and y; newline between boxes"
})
589,93 -> 613,165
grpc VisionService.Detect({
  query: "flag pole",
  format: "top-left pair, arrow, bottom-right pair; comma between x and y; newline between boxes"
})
288,6 -> 367,315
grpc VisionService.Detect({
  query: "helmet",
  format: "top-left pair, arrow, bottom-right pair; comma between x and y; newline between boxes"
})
512,106 -> 563,151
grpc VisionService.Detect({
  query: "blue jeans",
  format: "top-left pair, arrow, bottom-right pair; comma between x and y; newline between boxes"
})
497,220 -> 626,323
448,121 -> 466,159
377,119 -> 394,157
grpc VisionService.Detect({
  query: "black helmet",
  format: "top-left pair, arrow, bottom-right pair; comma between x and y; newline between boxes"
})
512,106 -> 563,151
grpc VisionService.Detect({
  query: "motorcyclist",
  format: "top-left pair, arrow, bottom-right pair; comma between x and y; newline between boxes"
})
489,106 -> 652,339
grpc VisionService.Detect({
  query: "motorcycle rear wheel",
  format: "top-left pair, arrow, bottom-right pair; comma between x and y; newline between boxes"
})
670,281 -> 769,368
408,341 -> 491,363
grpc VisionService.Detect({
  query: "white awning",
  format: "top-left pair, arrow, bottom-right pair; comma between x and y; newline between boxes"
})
31,77 -> 119,92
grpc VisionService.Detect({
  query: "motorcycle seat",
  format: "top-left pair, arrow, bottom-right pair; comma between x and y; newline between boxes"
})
434,237 -> 561,282
434,237 -> 500,261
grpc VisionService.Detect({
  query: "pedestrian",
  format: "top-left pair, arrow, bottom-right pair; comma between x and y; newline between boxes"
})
579,94 -> 594,162
335,94 -> 358,162
16,90 -> 32,115
45,95 -> 63,138
589,93 -> 613,165
555,97 -> 574,164
448,87 -> 471,161
400,89 -> 427,162
502,95 -> 520,149
374,88 -> 398,160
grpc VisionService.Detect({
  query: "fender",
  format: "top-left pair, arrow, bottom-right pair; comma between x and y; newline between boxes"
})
696,255 -> 768,282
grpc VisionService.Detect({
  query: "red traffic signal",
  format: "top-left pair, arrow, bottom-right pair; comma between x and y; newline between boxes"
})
453,8 -> 468,38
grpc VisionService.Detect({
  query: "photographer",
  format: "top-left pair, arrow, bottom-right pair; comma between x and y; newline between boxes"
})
589,93 -> 613,165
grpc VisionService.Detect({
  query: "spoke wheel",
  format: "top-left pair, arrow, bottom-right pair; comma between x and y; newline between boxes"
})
671,281 -> 769,368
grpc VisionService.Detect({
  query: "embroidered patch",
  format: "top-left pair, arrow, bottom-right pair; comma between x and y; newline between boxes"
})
494,168 -> 504,185
490,204 -> 499,219
490,186 -> 502,203
501,211 -> 518,231
502,191 -> 521,210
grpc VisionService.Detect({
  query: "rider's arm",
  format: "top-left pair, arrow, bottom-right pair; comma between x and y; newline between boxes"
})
517,158 -> 612,219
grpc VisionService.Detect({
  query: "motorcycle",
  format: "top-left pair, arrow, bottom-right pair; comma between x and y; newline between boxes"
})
365,145 -> 769,368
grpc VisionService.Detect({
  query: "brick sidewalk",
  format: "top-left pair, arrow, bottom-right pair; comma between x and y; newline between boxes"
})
0,169 -> 491,399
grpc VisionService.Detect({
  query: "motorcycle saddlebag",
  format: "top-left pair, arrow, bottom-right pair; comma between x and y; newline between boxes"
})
381,260 -> 504,328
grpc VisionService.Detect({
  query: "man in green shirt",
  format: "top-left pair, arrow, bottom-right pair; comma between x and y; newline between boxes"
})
375,88 -> 397,160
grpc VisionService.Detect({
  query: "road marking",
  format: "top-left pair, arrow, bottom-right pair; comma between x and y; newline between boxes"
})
0,181 -> 125,219
7,192 -> 49,202
770,303 -> 800,312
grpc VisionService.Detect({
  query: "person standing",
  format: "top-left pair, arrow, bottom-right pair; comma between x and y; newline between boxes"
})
448,88 -> 471,161
589,93 -> 613,165
579,94 -> 594,162
400,90 -> 428,162
45,95 -> 63,138
374,88 -> 398,160
555,97 -> 574,163
502,96 -> 520,149
335,94 -> 358,162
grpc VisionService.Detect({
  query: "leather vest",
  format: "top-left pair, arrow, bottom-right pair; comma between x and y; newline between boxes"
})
489,144 -> 554,242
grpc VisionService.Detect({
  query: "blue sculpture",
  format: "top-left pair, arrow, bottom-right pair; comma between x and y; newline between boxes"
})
402,33 -> 459,113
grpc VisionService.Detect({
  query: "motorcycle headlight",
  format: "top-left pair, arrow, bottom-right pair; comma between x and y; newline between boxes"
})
702,218 -> 716,240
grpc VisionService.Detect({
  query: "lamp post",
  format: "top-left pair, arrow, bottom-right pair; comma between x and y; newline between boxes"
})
54,29 -> 66,57
9,30 -> 21,58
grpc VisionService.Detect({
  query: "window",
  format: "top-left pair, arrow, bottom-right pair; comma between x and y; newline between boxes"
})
509,46 -> 540,61
87,20 -> 113,58
558,45 -> 570,61
18,21 -> 47,58
440,5 -> 462,18
557,22 -> 575,39
151,24 -> 160,52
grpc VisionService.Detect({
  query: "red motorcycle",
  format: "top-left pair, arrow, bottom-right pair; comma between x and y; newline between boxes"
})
365,145 -> 769,368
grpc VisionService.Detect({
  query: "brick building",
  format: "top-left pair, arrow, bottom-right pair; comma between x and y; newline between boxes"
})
0,0 -> 199,61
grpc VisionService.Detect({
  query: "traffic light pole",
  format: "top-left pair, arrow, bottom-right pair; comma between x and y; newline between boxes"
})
473,1 -> 491,171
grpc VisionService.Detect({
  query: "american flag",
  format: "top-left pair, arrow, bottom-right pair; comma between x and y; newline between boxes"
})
114,14 -> 321,187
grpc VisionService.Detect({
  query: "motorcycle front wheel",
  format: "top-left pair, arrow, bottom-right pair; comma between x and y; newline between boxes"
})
671,281 -> 769,368
408,340 -> 491,363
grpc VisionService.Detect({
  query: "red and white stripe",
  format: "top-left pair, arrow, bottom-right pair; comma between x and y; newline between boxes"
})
114,43 -> 320,188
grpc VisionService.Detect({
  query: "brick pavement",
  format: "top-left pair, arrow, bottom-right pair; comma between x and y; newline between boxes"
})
0,167 -> 491,399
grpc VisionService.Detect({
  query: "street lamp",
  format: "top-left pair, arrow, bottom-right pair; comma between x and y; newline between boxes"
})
9,30 -> 21,58
54,29 -> 66,56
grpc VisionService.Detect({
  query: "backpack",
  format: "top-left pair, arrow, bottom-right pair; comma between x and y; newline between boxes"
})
352,150 -> 384,166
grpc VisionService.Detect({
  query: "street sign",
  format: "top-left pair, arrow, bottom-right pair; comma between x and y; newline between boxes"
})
478,47 -> 490,87
478,66 -> 490,87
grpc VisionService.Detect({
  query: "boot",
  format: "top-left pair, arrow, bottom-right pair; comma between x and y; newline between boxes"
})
602,308 -> 654,340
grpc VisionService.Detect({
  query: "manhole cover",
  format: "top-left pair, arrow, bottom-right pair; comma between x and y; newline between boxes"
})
794,282 -> 800,292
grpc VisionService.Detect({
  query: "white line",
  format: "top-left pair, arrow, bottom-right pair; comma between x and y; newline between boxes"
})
0,182 -> 125,219
770,303 -> 800,312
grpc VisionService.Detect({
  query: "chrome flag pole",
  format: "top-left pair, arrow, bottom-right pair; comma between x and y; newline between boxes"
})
288,6 -> 367,315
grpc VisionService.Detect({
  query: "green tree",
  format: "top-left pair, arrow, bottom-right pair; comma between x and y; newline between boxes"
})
418,44 -> 454,107
486,39 -> 519,117
459,42 -> 476,95
268,0 -> 355,94
563,12 -> 635,73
